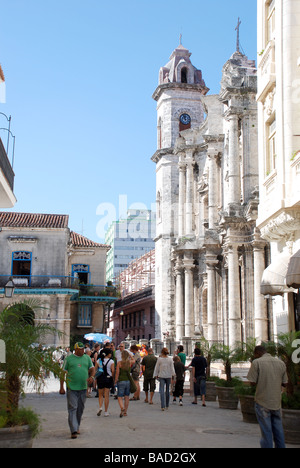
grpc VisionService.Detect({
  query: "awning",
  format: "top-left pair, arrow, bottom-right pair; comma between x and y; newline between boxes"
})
286,249 -> 300,289
261,253 -> 295,296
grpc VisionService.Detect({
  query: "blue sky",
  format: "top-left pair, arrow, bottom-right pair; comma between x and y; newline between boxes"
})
0,0 -> 257,242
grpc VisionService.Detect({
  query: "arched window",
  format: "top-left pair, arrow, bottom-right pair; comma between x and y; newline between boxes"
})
181,67 -> 188,83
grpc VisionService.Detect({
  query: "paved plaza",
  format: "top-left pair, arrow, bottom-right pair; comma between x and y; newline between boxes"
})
21,376 -> 299,450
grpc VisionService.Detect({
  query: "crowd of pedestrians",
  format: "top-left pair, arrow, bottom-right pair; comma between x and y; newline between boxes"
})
59,341 -> 208,438
59,340 -> 290,448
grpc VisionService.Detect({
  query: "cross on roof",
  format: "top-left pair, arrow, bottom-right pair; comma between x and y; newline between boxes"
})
235,17 -> 242,53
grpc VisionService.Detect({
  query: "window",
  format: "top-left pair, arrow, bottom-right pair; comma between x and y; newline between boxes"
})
72,264 -> 90,284
150,306 -> 155,325
266,0 -> 275,44
12,251 -> 32,284
78,304 -> 92,327
181,67 -> 188,83
266,117 -> 276,176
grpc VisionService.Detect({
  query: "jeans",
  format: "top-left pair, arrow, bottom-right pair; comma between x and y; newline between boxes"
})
194,376 -> 206,397
67,389 -> 87,434
159,378 -> 171,409
255,403 -> 286,449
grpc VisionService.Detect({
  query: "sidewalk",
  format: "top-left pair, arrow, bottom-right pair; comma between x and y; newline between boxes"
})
21,376 -> 300,449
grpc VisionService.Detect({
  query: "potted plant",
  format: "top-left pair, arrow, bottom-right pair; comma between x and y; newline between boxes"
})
234,381 -> 257,424
211,343 -> 241,410
0,299 -> 65,448
274,331 -> 300,445
233,338 -> 259,423
106,281 -> 117,297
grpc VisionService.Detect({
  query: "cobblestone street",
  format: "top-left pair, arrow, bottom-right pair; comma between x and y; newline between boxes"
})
21,377 -> 299,449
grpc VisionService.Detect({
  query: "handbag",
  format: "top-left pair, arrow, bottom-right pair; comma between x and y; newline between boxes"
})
128,372 -> 137,394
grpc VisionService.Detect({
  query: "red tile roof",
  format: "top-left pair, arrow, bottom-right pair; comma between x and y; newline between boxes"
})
0,211 -> 69,228
70,231 -> 110,249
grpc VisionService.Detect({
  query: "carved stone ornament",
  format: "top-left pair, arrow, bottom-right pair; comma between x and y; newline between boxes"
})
260,210 -> 300,242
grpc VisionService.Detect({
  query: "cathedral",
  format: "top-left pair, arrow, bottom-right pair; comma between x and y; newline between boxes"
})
152,39 -> 269,347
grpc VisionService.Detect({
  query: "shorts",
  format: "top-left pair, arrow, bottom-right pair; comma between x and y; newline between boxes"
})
117,380 -> 130,398
97,375 -> 113,390
194,376 -> 206,397
143,377 -> 156,393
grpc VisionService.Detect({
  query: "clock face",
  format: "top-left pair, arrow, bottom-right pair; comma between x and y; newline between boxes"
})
180,113 -> 191,125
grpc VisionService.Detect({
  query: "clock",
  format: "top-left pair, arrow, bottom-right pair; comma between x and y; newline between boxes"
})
180,113 -> 191,125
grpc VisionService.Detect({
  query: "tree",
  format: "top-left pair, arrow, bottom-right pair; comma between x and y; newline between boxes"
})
0,299 -> 65,414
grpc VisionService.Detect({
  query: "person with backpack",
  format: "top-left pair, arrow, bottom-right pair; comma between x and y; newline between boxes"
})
95,348 -> 115,417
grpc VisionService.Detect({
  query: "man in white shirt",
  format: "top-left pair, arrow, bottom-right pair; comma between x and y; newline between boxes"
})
115,342 -> 133,362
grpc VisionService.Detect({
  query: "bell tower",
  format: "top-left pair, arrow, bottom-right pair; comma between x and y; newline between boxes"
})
153,42 -> 209,150
151,42 -> 209,339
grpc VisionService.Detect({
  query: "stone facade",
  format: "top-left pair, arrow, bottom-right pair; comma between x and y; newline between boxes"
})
257,0 -> 300,334
152,44 -> 269,346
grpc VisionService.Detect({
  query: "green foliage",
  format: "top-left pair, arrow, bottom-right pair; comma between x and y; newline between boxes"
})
215,377 -> 242,388
282,392 -> 300,410
0,407 -> 41,438
268,331 -> 300,397
234,382 -> 256,396
0,299 -> 65,418
211,343 -> 242,382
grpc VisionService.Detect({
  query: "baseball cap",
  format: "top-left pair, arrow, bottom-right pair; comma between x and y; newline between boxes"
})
74,342 -> 85,350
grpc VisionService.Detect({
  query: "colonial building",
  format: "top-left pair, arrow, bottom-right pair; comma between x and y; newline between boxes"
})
0,211 -> 113,346
257,0 -> 300,334
109,249 -> 155,344
152,39 -> 269,346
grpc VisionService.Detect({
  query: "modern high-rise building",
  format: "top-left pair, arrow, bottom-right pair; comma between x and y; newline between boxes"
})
105,209 -> 156,283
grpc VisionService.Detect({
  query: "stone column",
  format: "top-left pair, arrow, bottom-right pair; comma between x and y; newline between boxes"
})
185,151 -> 194,235
253,237 -> 269,342
227,244 -> 242,346
228,114 -> 241,206
175,258 -> 184,341
178,162 -> 186,237
55,295 -> 68,348
206,256 -> 219,343
184,254 -> 195,337
208,150 -> 219,229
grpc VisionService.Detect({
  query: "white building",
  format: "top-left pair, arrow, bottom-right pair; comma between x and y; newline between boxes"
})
0,62 -> 16,208
152,39 -> 269,346
105,209 -> 156,283
257,0 -> 300,334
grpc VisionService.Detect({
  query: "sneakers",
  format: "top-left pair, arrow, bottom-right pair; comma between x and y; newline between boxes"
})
179,401 -> 183,406
104,412 -> 110,417
97,408 -> 102,417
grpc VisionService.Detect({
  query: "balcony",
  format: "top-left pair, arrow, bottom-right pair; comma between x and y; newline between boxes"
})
0,137 -> 16,207
0,275 -> 119,301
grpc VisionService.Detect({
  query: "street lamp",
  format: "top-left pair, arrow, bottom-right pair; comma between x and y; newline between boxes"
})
4,278 -> 15,298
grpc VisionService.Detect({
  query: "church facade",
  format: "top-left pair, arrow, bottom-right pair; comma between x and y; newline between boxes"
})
152,42 -> 270,347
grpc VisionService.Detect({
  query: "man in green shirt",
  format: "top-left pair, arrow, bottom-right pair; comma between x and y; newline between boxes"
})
60,342 -> 95,439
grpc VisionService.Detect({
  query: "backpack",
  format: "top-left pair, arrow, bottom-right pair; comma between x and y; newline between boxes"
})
95,358 -> 112,379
